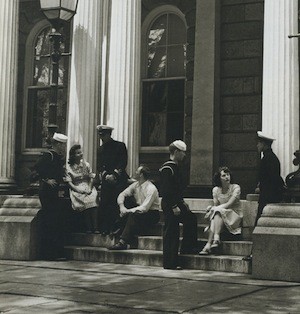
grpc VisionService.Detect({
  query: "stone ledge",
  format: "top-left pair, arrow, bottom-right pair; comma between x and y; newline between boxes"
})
0,196 -> 42,261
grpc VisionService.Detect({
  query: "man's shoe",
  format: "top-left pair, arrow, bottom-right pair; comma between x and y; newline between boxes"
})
164,266 -> 183,270
108,241 -> 129,250
242,254 -> 252,261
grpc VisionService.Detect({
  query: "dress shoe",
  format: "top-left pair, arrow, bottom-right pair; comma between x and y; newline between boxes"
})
242,254 -> 252,261
199,247 -> 211,255
211,240 -> 220,249
108,241 -> 129,250
164,266 -> 183,270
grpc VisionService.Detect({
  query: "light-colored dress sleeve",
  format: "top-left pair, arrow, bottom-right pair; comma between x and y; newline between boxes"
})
85,161 -> 96,179
232,184 -> 241,200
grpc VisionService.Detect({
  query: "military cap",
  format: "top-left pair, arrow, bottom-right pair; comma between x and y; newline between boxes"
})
53,132 -> 68,143
257,131 -> 275,142
96,125 -> 114,135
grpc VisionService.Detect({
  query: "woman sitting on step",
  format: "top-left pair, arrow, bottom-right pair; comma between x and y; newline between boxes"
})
65,144 -> 99,234
199,166 -> 242,255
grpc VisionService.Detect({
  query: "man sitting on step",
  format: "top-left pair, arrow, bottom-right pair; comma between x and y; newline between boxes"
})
108,165 -> 160,250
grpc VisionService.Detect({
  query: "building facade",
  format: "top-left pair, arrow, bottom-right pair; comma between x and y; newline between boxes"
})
0,0 -> 299,198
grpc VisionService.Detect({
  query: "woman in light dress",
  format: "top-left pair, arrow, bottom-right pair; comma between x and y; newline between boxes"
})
199,166 -> 242,255
65,144 -> 99,233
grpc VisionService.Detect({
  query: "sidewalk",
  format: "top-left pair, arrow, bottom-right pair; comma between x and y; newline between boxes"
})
0,260 -> 299,313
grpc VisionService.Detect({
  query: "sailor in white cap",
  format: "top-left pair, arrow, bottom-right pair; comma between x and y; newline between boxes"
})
159,140 -> 198,270
96,124 -> 129,235
243,130 -> 284,261
33,131 -> 68,260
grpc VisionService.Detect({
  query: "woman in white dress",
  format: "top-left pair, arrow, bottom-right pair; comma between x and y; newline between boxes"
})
65,144 -> 99,233
199,166 -> 242,255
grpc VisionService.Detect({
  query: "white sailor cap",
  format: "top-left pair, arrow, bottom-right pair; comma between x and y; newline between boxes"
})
172,140 -> 187,151
257,131 -> 275,142
96,125 -> 114,135
53,132 -> 68,143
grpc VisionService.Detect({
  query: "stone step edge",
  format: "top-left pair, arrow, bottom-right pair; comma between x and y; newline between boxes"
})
64,245 -> 247,261
138,235 -> 253,244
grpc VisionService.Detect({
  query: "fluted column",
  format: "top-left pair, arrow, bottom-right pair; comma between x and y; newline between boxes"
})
262,0 -> 299,178
67,0 -> 110,171
105,0 -> 141,177
0,0 -> 19,191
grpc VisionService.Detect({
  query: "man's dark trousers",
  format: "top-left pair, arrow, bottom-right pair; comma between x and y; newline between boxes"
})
162,202 -> 197,269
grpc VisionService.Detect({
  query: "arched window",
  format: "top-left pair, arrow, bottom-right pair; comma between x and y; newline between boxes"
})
141,9 -> 187,147
23,22 -> 70,149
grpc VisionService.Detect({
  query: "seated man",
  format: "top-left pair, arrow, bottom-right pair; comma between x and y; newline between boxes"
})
109,165 -> 160,250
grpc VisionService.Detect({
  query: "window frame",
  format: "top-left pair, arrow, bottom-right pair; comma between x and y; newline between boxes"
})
140,5 -> 187,152
21,20 -> 69,154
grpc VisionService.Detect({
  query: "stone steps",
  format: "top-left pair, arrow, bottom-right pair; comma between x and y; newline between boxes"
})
64,246 -> 251,274
65,233 -> 252,257
138,236 -> 252,256
64,198 -> 258,274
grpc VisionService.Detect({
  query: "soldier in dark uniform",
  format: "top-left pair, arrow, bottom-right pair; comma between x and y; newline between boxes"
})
34,132 -> 68,260
96,125 -> 129,235
159,140 -> 198,270
255,131 -> 284,224
243,131 -> 284,261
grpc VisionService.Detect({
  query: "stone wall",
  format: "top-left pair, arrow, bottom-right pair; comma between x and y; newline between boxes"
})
220,0 -> 264,196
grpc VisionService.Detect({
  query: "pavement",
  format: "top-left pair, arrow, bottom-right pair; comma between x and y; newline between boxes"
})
0,260 -> 299,313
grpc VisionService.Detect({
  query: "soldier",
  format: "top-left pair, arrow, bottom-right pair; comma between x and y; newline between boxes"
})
96,125 -> 129,235
34,132 -> 68,260
159,140 -> 198,270
243,131 -> 284,261
255,131 -> 284,224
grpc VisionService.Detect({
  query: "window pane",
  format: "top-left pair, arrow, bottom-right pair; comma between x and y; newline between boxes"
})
143,81 -> 167,113
168,15 -> 186,45
148,46 -> 167,78
142,113 -> 167,146
26,89 -> 50,148
33,59 -> 51,86
142,80 -> 184,146
26,88 -> 66,148
35,27 -> 51,56
167,80 -> 185,111
167,45 -> 185,77
148,14 -> 167,46
166,112 -> 184,144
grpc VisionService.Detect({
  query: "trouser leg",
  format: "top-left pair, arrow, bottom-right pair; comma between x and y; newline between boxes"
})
121,210 -> 159,244
163,212 -> 180,269
180,210 -> 198,253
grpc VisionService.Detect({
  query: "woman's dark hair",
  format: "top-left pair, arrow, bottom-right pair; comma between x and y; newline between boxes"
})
213,166 -> 233,187
68,144 -> 81,165
139,164 -> 151,180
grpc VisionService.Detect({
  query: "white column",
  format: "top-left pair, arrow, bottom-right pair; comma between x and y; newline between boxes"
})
262,0 -> 299,178
0,0 -> 19,191
105,0 -> 141,177
67,0 -> 110,171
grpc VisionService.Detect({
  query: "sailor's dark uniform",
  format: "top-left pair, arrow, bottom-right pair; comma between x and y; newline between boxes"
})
159,160 -> 197,269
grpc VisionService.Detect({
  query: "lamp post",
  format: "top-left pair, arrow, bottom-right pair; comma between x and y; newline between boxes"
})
39,0 -> 78,140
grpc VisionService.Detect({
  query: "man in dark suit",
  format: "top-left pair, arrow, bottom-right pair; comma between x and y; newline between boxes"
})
96,125 -> 129,235
159,140 -> 198,270
255,131 -> 284,225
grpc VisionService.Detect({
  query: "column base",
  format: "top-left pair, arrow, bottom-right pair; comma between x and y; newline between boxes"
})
0,178 -> 17,193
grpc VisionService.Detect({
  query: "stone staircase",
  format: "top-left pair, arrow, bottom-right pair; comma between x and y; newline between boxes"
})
65,199 -> 257,274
